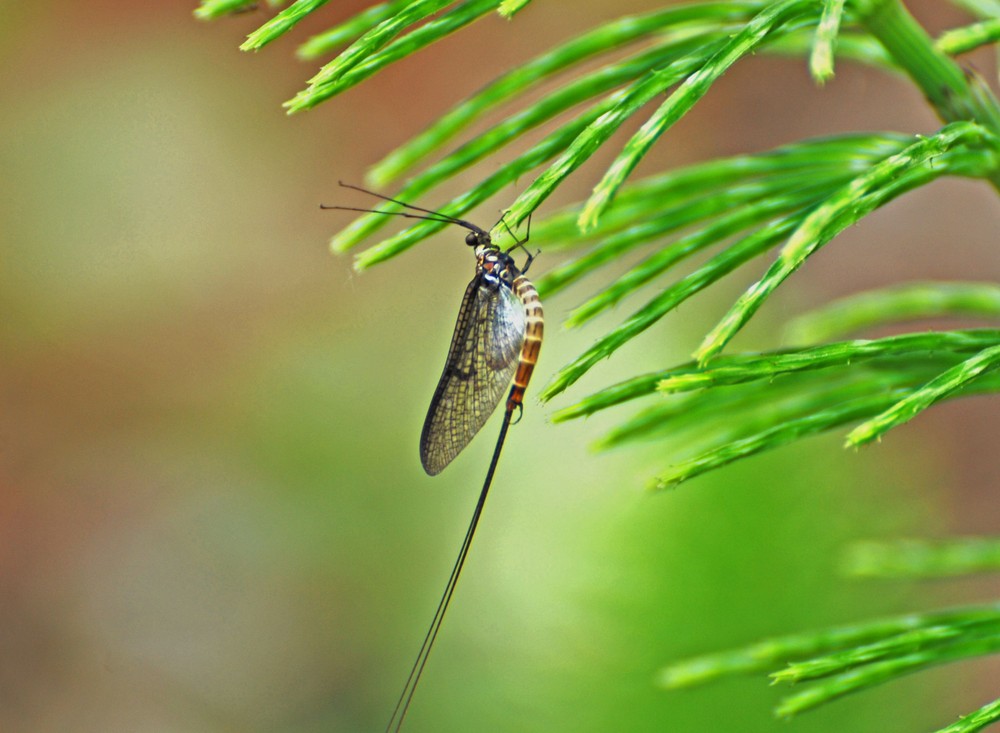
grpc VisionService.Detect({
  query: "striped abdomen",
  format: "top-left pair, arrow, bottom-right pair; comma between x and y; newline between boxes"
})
506,273 -> 543,412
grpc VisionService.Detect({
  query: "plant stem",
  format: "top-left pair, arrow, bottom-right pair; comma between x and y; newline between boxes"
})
856,0 -> 1000,189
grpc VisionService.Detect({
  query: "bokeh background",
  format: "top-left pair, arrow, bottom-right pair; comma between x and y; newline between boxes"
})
2,2 -> 999,732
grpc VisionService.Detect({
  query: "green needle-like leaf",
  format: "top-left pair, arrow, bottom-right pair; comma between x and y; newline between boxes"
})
694,122 -> 996,364
285,0 -> 458,112
368,1 -> 763,184
938,18 -> 1000,56
786,281 -> 1000,344
335,39 -> 717,253
845,537 -> 1000,578
540,216 -> 801,401
846,343 -> 1000,446
297,0 -> 499,96
566,181 -> 842,326
934,697 -> 1000,733
498,0 -> 532,16
810,0 -> 846,82
580,0 -> 813,229
346,102 -> 611,269
501,68 -> 702,231
334,38 -> 724,254
652,388 -> 908,490
297,0 -> 425,58
241,0 -> 330,51
657,330 -> 1000,394
532,132 -> 911,255
196,0 -> 277,19
775,632 -> 1000,716
660,604 -> 1000,688
772,625 -> 967,682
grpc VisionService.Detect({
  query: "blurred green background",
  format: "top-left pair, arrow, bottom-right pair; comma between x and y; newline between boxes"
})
2,2 -> 999,732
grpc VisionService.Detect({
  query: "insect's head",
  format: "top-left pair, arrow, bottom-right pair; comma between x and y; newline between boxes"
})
465,228 -> 495,258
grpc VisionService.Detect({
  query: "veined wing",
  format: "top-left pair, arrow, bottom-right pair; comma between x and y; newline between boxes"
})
420,274 -> 526,475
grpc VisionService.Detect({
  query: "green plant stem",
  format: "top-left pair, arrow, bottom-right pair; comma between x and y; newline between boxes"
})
652,388 -> 908,489
935,697 -> 1000,733
785,282 -> 1000,344
660,604 -> 1000,688
498,0 -> 532,15
856,0 -> 1000,189
298,1 -> 415,58
694,123 -> 996,364
846,343 -> 1000,446
938,18 -> 1000,56
776,632 -> 1000,716
579,0 -> 812,229
241,0 -> 330,51
844,537 -> 1000,578
539,216 -> 801,401
810,0 -> 847,82
659,330 -> 1000,393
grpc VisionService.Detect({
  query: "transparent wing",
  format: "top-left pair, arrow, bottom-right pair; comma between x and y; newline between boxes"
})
420,276 -> 526,475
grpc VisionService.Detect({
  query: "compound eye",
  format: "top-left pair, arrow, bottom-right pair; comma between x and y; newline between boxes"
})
465,232 -> 478,246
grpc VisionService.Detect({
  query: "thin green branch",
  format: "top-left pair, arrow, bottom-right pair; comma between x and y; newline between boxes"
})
241,0 -> 329,51
934,697 -> 1000,733
767,27 -> 891,68
543,135 -> 970,402
857,0 -> 1000,192
771,623 -> 989,683
652,388 -> 908,490
333,33 -> 738,254
285,0 -> 459,112
660,603 -> 1000,688
298,0 -> 441,59
501,68 -> 701,231
694,122 -> 997,364
775,632 -> 1000,716
565,179 -> 863,326
344,100 -> 612,268
531,133 -> 911,253
334,38 -> 724,253
367,1 -> 763,185
844,537 -> 1000,578
196,0 -> 278,19
785,282 -> 1000,344
579,0 -> 814,229
810,0 -> 847,83
658,330 -> 1000,393
938,18 -> 1000,56
597,366 -> 906,449
539,216 -> 801,401
538,174 -> 824,298
296,0 -> 499,96
498,0 -> 532,16
846,343 -> 1000,446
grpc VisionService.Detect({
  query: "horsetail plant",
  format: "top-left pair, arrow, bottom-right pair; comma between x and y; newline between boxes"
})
199,0 -> 1000,729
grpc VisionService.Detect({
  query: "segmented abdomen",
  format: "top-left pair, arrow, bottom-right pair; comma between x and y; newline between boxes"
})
506,274 -> 543,411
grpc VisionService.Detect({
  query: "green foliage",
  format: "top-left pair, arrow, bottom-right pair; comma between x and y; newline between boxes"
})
198,0 -> 1000,729
844,537 -> 1000,578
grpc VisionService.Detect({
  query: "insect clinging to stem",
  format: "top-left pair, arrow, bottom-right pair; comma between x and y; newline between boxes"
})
322,182 -> 544,732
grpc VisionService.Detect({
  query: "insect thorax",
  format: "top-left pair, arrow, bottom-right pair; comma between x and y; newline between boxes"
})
477,247 -> 517,289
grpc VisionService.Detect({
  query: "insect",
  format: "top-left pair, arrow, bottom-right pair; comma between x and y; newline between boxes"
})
323,183 -> 543,732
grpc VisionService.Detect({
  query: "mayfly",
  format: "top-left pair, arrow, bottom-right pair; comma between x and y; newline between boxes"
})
323,183 -> 543,732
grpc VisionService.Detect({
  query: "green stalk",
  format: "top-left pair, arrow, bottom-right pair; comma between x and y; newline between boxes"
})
856,0 -> 1000,188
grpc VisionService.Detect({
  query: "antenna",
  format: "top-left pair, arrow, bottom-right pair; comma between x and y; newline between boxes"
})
321,182 -> 489,237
